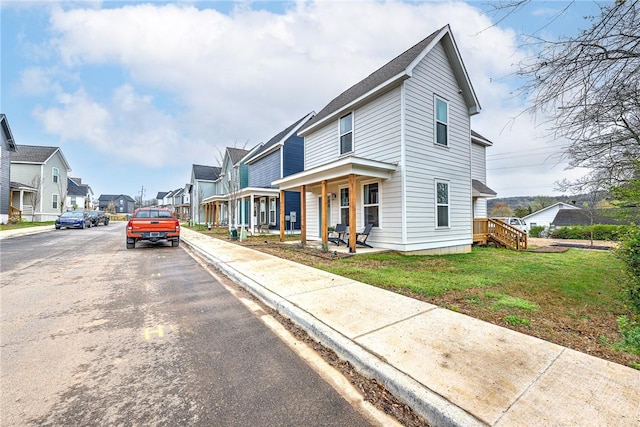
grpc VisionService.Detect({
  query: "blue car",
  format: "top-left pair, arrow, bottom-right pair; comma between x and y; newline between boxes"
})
55,211 -> 90,229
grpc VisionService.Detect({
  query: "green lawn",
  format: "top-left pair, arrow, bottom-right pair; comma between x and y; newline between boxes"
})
0,221 -> 55,230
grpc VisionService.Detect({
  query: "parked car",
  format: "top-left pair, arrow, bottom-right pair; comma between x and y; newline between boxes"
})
87,210 -> 109,226
55,211 -> 91,229
493,217 -> 529,233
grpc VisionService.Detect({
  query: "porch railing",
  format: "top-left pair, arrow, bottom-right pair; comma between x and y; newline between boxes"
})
473,218 -> 528,250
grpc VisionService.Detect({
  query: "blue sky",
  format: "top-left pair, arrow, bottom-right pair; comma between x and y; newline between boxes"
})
1,0 -> 605,201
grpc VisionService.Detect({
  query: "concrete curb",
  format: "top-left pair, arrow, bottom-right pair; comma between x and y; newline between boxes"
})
183,235 -> 485,427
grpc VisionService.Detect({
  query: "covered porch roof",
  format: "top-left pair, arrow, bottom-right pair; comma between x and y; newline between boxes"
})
272,156 -> 397,190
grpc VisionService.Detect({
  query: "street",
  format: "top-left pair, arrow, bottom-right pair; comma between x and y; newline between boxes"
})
0,223 -> 376,426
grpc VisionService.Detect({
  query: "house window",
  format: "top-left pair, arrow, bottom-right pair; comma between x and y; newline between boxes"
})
363,182 -> 379,227
435,97 -> 448,146
52,194 -> 58,210
339,188 -> 349,226
269,197 -> 276,225
52,167 -> 59,183
259,197 -> 266,224
436,180 -> 449,227
71,196 -> 76,206
339,112 -> 353,155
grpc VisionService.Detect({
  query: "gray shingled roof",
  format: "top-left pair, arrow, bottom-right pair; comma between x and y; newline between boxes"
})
1,114 -> 17,151
299,27 -> 443,133
156,191 -> 169,199
192,164 -> 221,181
471,130 -> 493,146
248,113 -> 314,162
472,179 -> 497,196
227,147 -> 250,165
11,144 -> 59,163
67,178 -> 86,197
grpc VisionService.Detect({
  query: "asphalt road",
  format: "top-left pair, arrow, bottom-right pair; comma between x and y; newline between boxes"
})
0,222 -> 375,426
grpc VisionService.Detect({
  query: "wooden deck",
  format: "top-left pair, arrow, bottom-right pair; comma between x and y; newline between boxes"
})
473,218 -> 528,250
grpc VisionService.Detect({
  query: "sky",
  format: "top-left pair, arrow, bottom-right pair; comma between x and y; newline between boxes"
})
1,0 -> 606,202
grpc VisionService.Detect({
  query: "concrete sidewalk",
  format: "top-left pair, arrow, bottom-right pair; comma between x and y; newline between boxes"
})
180,228 -> 640,427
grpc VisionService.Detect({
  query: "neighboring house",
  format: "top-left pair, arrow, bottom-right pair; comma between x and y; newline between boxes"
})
190,164 -> 221,224
172,186 -> 190,220
522,202 -> 582,229
207,146 -> 253,228
98,194 -> 135,214
66,177 -> 93,211
273,25 -> 492,253
10,144 -> 72,221
156,191 -> 169,206
0,114 -> 18,223
180,183 -> 192,220
241,112 -> 315,233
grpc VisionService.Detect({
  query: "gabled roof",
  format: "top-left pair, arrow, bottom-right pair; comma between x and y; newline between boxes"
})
1,114 -> 17,151
192,164 -> 221,181
156,191 -> 169,199
551,209 -> 623,226
299,24 -> 480,136
246,112 -> 315,164
227,147 -> 250,165
523,202 -> 580,220
98,194 -> 135,202
11,144 -> 72,171
67,177 -> 87,197
172,188 -> 184,197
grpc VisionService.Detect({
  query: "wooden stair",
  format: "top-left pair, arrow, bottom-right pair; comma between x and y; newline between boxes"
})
473,218 -> 528,250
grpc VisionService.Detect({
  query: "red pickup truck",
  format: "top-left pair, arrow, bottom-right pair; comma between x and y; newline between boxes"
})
126,207 -> 180,249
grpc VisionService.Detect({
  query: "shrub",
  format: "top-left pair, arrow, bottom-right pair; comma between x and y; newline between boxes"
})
549,224 -> 628,241
614,315 -> 640,354
615,227 -> 640,314
529,225 -> 546,238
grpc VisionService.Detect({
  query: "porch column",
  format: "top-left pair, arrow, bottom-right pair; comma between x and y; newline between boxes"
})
279,190 -> 285,242
321,180 -> 328,247
300,185 -> 306,244
250,196 -> 256,234
215,201 -> 219,226
204,203 -> 209,224
349,174 -> 357,253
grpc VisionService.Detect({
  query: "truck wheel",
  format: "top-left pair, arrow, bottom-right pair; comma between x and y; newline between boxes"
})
172,238 -> 180,247
126,240 -> 135,249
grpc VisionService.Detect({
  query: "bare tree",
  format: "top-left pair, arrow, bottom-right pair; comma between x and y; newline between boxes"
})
25,175 -> 41,221
510,0 -> 640,192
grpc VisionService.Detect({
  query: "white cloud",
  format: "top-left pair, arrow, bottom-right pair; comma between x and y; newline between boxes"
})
26,0 -> 581,196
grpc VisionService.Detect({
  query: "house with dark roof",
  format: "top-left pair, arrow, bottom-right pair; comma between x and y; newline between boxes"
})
66,177 -> 94,210
98,194 -> 135,214
10,144 -> 72,221
156,191 -> 169,206
1,114 -> 18,223
273,25 -> 495,253
201,146 -> 254,227
238,112 -> 315,233
190,164 -> 221,223
522,202 -> 582,229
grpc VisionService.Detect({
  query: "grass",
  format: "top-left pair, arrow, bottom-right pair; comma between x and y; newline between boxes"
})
191,227 -> 640,369
0,221 -> 55,230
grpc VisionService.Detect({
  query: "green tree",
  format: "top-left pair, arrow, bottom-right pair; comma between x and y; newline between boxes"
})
489,202 -> 513,217
513,205 -> 531,218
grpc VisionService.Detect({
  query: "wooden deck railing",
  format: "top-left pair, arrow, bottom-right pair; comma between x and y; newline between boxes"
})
473,218 -> 528,250
9,206 -> 21,222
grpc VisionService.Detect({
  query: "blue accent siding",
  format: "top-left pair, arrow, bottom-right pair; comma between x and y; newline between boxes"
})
282,135 -> 304,177
276,190 -> 301,230
248,149 -> 281,188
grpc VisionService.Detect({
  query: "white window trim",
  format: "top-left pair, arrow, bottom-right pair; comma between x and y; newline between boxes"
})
339,112 -> 354,155
52,167 -> 59,183
52,193 -> 59,210
362,179 -> 381,229
259,197 -> 267,224
339,186 -> 350,226
268,196 -> 277,225
435,179 -> 450,228
434,96 -> 449,147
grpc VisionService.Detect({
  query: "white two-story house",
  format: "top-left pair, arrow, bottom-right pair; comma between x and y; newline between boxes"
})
274,25 -> 495,254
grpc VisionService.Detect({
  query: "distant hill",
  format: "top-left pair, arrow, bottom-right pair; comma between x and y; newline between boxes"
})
488,194 -> 599,213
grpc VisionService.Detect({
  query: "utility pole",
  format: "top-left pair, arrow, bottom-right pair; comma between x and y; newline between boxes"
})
139,185 -> 146,207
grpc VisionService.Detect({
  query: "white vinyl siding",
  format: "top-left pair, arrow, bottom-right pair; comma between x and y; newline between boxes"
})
471,142 -> 486,182
403,41 -> 472,243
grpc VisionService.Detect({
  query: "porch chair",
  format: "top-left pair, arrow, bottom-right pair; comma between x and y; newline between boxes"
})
355,223 -> 374,248
328,223 -> 347,246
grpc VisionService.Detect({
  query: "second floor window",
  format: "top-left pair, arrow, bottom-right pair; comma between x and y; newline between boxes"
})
339,113 -> 353,155
52,167 -> 59,183
435,97 -> 448,146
